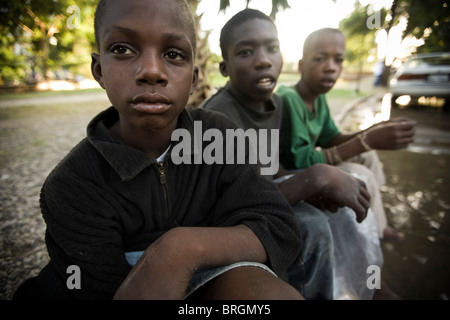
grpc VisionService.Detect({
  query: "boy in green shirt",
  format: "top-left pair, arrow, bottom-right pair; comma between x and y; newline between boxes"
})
278,28 -> 417,241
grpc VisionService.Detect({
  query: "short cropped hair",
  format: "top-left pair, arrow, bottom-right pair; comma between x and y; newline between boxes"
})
302,28 -> 344,58
94,0 -> 197,54
220,8 -> 277,60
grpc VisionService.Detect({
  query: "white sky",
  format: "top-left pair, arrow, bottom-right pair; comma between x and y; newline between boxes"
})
197,0 -> 393,63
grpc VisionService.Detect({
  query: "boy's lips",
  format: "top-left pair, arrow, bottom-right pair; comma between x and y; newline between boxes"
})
320,78 -> 336,89
131,93 -> 172,114
254,75 -> 277,91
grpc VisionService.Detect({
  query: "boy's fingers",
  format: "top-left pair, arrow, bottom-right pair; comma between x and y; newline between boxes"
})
354,204 -> 368,223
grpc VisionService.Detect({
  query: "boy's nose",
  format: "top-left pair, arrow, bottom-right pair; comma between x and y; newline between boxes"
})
255,49 -> 272,69
135,52 -> 168,86
324,58 -> 338,73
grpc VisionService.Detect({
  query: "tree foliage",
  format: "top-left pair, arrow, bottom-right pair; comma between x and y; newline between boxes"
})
219,0 -> 290,19
339,3 -> 386,65
0,0 -> 97,84
398,0 -> 450,53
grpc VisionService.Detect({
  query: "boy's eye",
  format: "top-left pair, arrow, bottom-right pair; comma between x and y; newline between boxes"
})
110,44 -> 134,55
238,49 -> 252,57
314,56 -> 325,63
165,51 -> 186,62
268,45 -> 280,53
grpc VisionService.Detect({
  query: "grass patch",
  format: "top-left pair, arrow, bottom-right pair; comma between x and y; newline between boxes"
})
278,73 -> 300,86
0,87 -> 105,101
327,88 -> 367,100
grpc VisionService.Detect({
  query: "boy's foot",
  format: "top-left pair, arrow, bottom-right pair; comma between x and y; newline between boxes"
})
383,225 -> 405,242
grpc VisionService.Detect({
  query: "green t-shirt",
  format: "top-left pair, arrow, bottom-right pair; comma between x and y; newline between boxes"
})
277,85 -> 340,170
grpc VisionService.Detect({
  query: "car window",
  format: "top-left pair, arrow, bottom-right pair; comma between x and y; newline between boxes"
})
407,55 -> 450,68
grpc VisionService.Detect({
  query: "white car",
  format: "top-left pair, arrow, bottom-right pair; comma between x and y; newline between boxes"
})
390,52 -> 450,111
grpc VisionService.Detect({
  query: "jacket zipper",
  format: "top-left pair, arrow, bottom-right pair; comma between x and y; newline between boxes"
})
158,161 -> 167,185
157,161 -> 170,219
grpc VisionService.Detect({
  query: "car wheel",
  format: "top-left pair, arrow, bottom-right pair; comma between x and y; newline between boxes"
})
391,95 -> 400,109
443,99 -> 450,113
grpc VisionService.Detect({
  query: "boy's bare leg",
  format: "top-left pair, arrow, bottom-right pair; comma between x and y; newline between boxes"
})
189,266 -> 304,300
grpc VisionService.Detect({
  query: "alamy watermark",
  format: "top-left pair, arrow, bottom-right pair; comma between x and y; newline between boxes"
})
65,264 -> 382,292
66,265 -> 81,290
367,265 -> 381,290
66,5 -> 81,30
171,122 -> 279,176
367,11 -> 382,30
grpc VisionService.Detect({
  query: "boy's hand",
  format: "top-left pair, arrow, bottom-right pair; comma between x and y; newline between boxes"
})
278,164 -> 370,222
311,164 -> 370,223
366,118 -> 417,150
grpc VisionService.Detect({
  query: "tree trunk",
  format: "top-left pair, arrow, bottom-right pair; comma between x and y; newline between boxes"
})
41,25 -> 49,80
379,0 -> 399,87
187,0 -> 212,107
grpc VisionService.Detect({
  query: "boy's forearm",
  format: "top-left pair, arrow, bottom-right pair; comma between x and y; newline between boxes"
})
277,164 -> 326,204
325,133 -> 364,162
114,225 -> 267,300
332,136 -> 367,162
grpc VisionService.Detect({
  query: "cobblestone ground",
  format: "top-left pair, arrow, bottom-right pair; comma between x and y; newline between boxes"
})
0,100 -> 109,299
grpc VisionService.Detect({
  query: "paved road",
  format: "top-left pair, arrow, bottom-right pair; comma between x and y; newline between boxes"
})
342,95 -> 450,300
0,97 -> 110,300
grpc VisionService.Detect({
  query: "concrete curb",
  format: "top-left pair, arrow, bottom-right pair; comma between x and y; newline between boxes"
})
334,93 -> 377,126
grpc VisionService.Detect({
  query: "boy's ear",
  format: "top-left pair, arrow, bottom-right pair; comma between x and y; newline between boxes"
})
219,61 -> 229,77
91,53 -> 105,89
190,66 -> 199,95
298,59 -> 304,73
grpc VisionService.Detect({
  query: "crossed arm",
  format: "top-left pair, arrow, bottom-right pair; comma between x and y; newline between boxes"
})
113,225 -> 267,300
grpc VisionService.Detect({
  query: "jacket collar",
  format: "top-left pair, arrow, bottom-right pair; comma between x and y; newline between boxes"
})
87,107 -> 196,181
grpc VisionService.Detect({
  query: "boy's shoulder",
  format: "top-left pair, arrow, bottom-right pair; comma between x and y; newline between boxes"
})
200,86 -> 237,111
43,137 -> 98,189
186,106 -> 239,130
277,85 -> 297,97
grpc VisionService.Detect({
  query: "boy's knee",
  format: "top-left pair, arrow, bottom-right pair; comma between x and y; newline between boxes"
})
194,267 -> 304,300
293,202 -> 333,249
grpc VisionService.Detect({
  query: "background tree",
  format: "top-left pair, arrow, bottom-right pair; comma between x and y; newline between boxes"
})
379,0 -> 450,86
339,0 -> 449,88
1,0 -> 292,92
339,2 -> 386,92
219,0 -> 290,19
0,0 -> 96,85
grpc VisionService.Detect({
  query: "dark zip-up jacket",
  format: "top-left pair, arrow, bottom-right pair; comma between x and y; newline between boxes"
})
35,106 -> 302,299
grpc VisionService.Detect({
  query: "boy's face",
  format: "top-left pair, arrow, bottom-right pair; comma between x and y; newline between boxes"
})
299,32 -> 345,95
91,0 -> 198,133
220,18 -> 283,107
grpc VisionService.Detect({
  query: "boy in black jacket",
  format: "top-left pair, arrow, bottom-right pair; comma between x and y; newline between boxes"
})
13,0 -> 302,300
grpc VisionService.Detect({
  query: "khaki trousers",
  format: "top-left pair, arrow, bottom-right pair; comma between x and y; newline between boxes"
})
338,151 -> 387,239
